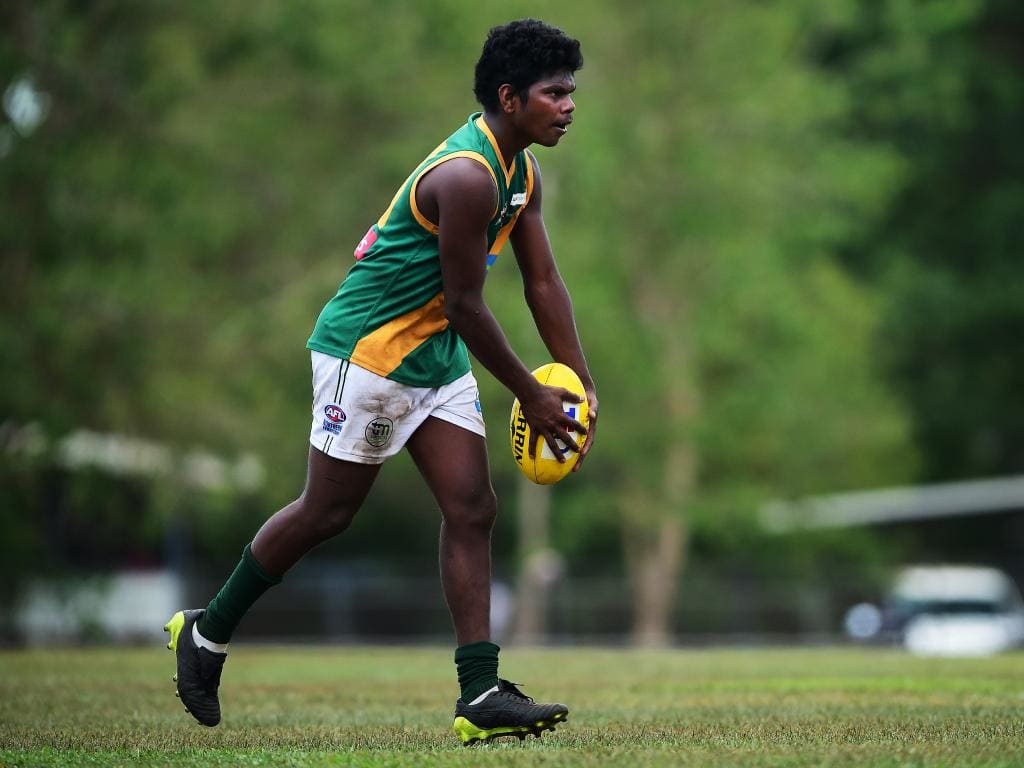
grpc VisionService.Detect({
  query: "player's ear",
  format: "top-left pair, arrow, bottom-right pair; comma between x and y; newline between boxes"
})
497,83 -> 519,114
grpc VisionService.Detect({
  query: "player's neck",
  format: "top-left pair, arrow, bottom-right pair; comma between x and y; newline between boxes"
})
481,112 -> 528,168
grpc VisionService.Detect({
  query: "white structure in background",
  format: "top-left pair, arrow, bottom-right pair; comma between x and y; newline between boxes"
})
2,421 -> 265,644
760,474 -> 1024,532
2,421 -> 266,492
17,570 -> 184,644
763,476 -> 1024,656
1,73 -> 51,159
840,564 -> 1024,657
895,566 -> 1024,657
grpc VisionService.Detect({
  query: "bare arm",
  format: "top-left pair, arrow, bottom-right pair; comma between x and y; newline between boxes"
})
509,153 -> 598,470
417,158 -> 586,458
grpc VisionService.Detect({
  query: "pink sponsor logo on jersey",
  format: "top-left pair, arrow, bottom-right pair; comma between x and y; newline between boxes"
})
354,226 -> 378,260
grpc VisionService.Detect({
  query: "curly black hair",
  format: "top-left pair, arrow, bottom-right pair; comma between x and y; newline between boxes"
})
473,19 -> 583,112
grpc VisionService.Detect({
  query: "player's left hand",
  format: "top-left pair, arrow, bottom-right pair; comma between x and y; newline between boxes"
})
572,388 -> 598,472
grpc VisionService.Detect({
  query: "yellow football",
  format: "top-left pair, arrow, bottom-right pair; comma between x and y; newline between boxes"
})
509,362 -> 589,485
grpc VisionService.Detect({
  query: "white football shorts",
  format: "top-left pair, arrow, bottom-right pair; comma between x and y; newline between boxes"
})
309,351 -> 485,464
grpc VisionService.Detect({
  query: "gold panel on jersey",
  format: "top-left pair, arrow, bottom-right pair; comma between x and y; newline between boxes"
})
350,292 -> 450,377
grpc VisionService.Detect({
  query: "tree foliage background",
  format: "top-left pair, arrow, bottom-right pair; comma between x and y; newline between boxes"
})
2,0 -> 1021,638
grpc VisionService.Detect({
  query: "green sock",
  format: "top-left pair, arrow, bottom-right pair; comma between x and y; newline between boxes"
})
455,640 -> 500,703
197,543 -> 282,644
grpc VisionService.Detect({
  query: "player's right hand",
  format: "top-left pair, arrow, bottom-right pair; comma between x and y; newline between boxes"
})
519,382 -> 587,463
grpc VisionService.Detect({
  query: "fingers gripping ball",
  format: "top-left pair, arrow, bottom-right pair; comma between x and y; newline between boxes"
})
510,363 -> 589,485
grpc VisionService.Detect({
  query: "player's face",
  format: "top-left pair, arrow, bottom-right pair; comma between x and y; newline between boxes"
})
517,72 -> 576,147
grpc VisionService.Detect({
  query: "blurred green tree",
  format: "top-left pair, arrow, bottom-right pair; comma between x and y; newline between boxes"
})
821,0 -> 1024,481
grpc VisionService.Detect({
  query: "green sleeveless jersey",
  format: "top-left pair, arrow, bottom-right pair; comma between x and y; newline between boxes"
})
307,113 -> 535,387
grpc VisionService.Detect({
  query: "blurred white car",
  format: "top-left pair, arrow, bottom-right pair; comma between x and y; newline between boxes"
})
846,565 -> 1024,657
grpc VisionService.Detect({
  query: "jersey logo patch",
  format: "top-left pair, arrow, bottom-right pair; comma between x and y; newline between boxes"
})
354,226 -> 378,260
511,192 -> 527,206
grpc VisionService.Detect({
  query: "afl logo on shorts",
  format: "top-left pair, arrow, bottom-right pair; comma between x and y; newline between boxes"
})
365,417 -> 394,448
322,404 -> 346,435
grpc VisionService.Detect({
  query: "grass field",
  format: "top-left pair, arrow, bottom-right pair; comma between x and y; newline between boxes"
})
2,644 -> 1023,767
